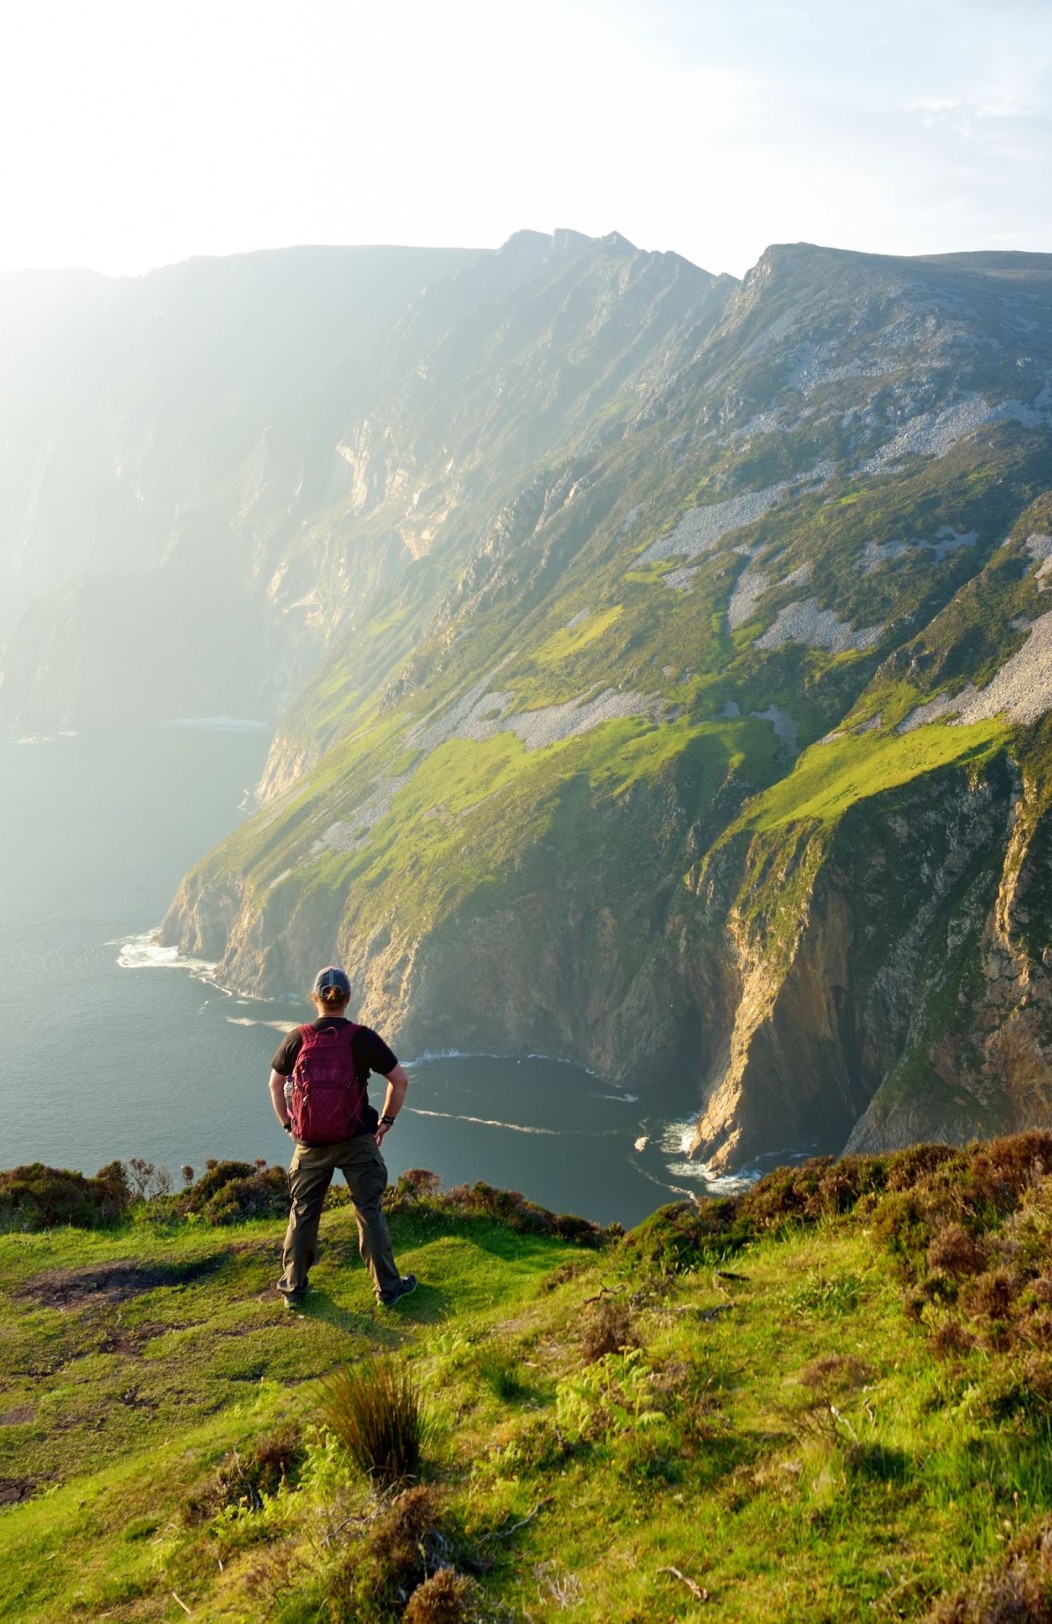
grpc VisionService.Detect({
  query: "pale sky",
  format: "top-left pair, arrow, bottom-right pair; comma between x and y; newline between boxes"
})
0,0 -> 1049,280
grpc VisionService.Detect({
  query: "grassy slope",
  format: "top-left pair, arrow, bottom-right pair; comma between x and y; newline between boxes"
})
6,1149 -> 1052,1621
191,419 -> 1051,954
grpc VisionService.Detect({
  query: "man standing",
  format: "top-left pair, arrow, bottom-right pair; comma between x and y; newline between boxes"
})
268,966 -> 417,1310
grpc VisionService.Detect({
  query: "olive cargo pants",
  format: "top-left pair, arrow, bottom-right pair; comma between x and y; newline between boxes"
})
278,1133 -> 401,1301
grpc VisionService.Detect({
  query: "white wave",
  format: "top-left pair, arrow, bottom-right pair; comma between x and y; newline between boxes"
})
116,932 -> 217,977
666,1159 -> 756,1193
593,1092 -> 639,1103
406,1048 -> 477,1065
406,1107 -> 558,1136
226,1017 -> 299,1033
659,1117 -> 700,1158
407,1047 -> 605,1082
153,716 -> 270,732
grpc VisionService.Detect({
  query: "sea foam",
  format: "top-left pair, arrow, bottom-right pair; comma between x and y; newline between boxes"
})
116,932 -> 218,979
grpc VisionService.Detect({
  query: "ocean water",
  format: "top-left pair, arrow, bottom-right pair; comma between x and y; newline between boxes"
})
0,728 -> 758,1227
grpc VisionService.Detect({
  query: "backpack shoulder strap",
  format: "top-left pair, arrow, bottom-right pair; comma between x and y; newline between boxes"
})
291,1024 -> 318,1067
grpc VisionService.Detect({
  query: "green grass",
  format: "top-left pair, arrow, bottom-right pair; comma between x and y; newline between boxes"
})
531,604 -> 625,664
8,1144 -> 1052,1620
738,716 -> 1008,832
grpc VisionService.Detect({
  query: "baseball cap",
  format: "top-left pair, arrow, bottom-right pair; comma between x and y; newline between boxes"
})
312,966 -> 351,998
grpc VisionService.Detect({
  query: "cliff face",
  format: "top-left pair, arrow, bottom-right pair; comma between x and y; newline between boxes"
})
163,242 -> 1052,1166
689,754 -> 1020,1168
9,235 -> 1052,1168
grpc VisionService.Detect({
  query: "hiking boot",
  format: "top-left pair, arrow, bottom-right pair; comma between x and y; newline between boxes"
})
378,1274 -> 417,1308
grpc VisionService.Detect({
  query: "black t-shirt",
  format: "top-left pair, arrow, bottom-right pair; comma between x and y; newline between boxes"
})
271,1018 -> 398,1139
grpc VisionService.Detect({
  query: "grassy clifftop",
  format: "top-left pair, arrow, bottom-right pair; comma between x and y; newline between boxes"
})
7,1141 -> 1052,1620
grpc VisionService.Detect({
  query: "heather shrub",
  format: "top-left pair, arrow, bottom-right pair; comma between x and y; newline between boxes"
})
200,1165 -> 289,1224
325,1486 -> 453,1623
182,1160 -> 259,1209
398,1168 -> 442,1200
620,1198 -> 746,1274
581,1297 -> 638,1364
0,1160 -> 131,1230
925,1519 -> 1052,1622
797,1354 -> 871,1395
181,1160 -> 289,1225
383,1169 -> 606,1247
969,1132 -> 1052,1210
963,1268 -> 1018,1324
929,1319 -> 976,1359
927,1223 -> 987,1277
183,1425 -> 304,1522
403,1569 -> 479,1623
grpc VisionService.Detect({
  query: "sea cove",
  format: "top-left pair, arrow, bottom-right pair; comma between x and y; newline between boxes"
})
1,728 -> 735,1227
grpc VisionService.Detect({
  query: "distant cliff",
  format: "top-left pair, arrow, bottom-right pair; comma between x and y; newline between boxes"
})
6,234 -> 1052,1167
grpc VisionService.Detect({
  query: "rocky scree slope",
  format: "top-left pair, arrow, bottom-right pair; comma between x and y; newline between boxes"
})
6,234 -> 1051,1169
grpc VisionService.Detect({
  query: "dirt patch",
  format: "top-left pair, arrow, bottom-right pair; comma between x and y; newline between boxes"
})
0,1405 -> 34,1425
0,1478 -> 36,1504
17,1254 -> 228,1309
97,1321 -> 171,1355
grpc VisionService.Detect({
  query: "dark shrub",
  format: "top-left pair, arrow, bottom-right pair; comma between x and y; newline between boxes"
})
552,1211 -> 602,1243
969,1132 -> 1052,1212
621,1199 -> 745,1274
797,1354 -> 871,1394
926,1555 -> 1052,1622
183,1161 -> 258,1209
447,1181 -> 604,1246
181,1161 -> 289,1225
883,1142 -> 962,1191
739,1159 -> 834,1227
927,1224 -> 987,1277
0,1162 -> 131,1230
325,1485 -> 451,1623
398,1169 -> 442,1200
201,1166 -> 289,1225
581,1297 -> 638,1364
183,1424 -> 304,1521
930,1319 -> 976,1359
869,1190 -> 931,1261
987,1354 -> 1052,1420
384,1171 -> 605,1247
964,1269 -> 1018,1324
404,1569 -> 478,1624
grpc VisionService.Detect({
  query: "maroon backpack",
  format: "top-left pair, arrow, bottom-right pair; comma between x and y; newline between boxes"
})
287,1022 -> 365,1144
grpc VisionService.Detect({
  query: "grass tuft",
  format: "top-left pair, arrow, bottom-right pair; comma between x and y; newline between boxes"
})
320,1359 -> 430,1487
476,1339 -> 526,1401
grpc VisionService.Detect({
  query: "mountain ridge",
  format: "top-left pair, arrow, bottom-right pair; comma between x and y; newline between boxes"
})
3,230 -> 1052,1169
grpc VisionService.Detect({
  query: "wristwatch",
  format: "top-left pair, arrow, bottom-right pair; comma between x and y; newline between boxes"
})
380,1114 -> 396,1127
